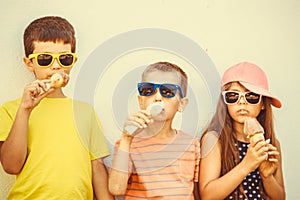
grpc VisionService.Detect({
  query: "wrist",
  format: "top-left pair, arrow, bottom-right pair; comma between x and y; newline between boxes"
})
119,134 -> 133,151
238,159 -> 254,177
17,106 -> 32,117
260,171 -> 273,180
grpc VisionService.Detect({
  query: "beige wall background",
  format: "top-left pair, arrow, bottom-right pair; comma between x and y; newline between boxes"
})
0,0 -> 299,199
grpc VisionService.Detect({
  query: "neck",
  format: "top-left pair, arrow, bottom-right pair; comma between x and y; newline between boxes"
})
145,120 -> 176,139
46,88 -> 67,98
233,122 -> 249,142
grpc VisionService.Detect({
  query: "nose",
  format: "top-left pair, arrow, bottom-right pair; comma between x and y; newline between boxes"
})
238,94 -> 247,104
50,58 -> 62,70
153,88 -> 163,102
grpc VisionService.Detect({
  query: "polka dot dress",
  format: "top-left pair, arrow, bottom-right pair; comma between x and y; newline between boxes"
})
226,141 -> 264,200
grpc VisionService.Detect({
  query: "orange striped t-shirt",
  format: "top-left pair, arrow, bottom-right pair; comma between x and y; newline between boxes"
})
115,130 -> 200,199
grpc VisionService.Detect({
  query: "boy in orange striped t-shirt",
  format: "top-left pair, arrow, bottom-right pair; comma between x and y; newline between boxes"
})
109,62 -> 200,199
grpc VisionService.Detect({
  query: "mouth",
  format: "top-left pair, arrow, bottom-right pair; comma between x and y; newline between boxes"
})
237,109 -> 249,115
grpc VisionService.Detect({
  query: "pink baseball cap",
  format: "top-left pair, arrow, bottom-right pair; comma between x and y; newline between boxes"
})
221,62 -> 282,108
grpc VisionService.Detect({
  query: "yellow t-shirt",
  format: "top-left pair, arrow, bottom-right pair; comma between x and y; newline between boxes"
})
0,98 -> 110,200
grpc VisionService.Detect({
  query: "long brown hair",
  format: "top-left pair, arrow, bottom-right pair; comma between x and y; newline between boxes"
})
201,82 -> 276,199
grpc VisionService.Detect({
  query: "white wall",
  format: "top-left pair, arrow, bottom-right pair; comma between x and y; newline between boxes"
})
0,0 -> 299,199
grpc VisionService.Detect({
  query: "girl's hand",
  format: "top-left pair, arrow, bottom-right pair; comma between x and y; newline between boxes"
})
20,80 -> 54,111
123,110 -> 151,136
241,139 -> 269,172
259,143 -> 280,178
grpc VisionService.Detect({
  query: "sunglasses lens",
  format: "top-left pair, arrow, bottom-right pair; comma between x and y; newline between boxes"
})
245,92 -> 260,104
37,54 -> 53,66
138,83 -> 155,96
59,54 -> 74,66
160,84 -> 176,98
224,92 -> 239,104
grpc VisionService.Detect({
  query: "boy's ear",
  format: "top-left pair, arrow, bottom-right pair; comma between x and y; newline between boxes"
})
178,97 -> 188,112
23,57 -> 35,72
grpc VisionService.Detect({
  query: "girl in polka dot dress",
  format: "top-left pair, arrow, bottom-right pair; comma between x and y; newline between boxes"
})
198,62 -> 285,200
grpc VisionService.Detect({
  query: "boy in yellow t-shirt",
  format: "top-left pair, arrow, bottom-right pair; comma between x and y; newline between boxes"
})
109,62 -> 200,199
0,16 -> 113,200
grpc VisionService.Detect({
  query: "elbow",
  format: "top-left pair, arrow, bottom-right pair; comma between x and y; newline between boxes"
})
199,187 -> 217,200
1,163 -> 22,175
1,159 -> 22,175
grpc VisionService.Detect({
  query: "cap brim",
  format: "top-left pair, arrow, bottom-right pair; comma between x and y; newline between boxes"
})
240,81 -> 282,108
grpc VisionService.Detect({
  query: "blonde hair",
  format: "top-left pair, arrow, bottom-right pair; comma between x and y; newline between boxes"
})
142,62 -> 188,97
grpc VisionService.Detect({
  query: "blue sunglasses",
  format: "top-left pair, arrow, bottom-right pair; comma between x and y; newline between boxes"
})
138,82 -> 184,98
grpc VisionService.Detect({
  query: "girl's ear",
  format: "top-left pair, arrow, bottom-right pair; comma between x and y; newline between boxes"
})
23,57 -> 35,72
178,97 -> 189,112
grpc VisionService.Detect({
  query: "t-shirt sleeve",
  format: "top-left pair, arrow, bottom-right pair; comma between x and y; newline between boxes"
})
0,103 -> 16,141
89,109 -> 110,160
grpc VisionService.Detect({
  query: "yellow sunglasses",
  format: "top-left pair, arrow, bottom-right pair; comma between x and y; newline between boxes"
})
28,52 -> 76,68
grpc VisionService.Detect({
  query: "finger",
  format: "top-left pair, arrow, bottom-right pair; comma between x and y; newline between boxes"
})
131,112 -> 151,124
36,79 -> 50,92
268,158 -> 278,162
139,110 -> 151,117
267,151 -> 280,156
253,140 -> 269,152
267,144 -> 277,151
126,120 -> 145,129
265,152 -> 268,160
132,116 -> 149,128
28,84 -> 41,98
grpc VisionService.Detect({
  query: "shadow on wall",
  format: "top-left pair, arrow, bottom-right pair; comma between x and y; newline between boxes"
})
0,166 -> 15,199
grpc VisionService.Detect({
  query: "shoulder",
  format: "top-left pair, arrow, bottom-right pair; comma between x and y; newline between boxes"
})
201,131 -> 220,145
0,98 -> 21,114
1,98 -> 21,108
177,130 -> 199,141
70,99 -> 96,113
200,131 -> 221,158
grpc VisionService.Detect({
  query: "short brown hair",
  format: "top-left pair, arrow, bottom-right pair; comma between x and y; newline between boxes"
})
23,16 -> 76,57
142,61 -> 188,97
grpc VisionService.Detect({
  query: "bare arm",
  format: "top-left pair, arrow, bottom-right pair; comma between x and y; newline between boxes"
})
0,107 -> 31,174
0,80 -> 53,174
92,159 -> 114,200
199,132 -> 270,200
108,134 -> 132,196
260,140 -> 285,199
109,110 -> 151,196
